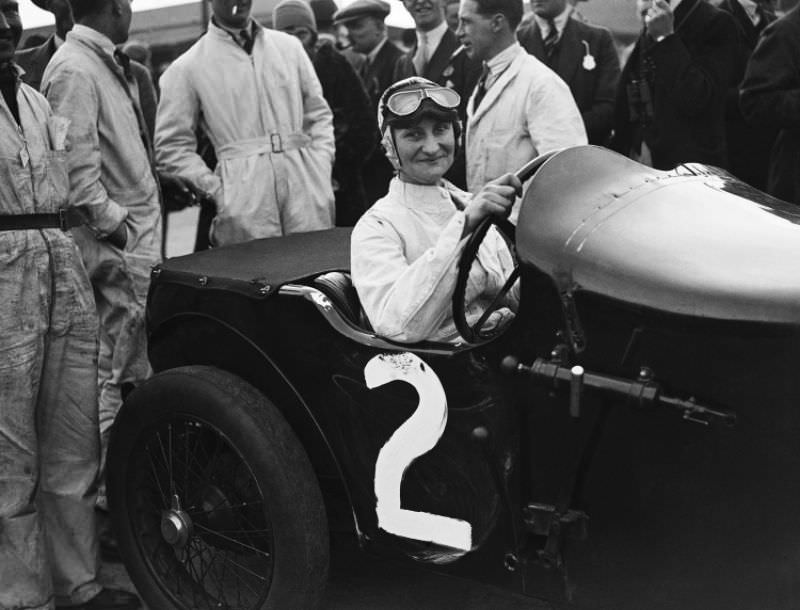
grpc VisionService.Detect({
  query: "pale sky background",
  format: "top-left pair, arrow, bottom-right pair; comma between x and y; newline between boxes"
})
20,0 -> 200,29
19,0 -> 416,30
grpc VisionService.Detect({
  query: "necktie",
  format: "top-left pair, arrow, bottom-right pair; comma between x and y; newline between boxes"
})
240,27 -> 254,54
472,63 -> 490,111
414,31 -> 429,76
543,19 -> 558,58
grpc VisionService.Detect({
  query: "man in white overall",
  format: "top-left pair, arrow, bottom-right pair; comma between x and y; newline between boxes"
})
155,0 -> 336,246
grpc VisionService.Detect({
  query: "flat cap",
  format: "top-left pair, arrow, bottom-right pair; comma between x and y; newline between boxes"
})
333,0 -> 391,24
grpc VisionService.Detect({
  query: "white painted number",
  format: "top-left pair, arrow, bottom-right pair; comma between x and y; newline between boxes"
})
364,353 -> 473,551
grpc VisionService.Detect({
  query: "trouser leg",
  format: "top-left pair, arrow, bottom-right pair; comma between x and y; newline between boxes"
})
37,329 -> 102,607
0,331 -> 53,610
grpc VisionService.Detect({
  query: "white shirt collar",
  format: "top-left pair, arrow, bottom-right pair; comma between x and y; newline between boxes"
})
532,5 -> 572,40
737,0 -> 761,24
483,42 -> 522,89
416,20 -> 448,53
67,24 -> 116,57
389,178 -> 454,213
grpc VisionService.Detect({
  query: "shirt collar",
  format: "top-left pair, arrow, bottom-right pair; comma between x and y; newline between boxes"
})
485,42 -> 522,79
416,20 -> 448,52
532,5 -> 572,39
367,35 -> 388,64
67,24 -> 116,57
210,17 -> 257,44
389,177 -> 454,212
737,0 -> 760,23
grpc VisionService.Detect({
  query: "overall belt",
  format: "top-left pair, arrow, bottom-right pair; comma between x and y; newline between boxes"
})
217,133 -> 312,161
0,208 -> 84,232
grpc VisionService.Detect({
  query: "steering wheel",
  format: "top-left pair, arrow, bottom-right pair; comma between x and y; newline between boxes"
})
451,151 -> 560,343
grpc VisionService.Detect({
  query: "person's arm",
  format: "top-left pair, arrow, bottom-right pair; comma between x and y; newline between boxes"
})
647,1 -> 738,118
43,67 -> 127,241
295,38 -> 335,162
739,20 -> 800,129
154,61 -> 220,199
352,175 -> 520,343
352,211 -> 468,343
580,28 -> 620,143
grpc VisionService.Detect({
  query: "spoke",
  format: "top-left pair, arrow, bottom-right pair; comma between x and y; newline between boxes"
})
193,522 -> 271,558
187,499 -> 264,517
145,445 -> 169,506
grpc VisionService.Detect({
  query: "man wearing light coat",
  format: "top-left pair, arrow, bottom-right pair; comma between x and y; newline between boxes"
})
457,0 -> 587,203
155,0 -> 336,246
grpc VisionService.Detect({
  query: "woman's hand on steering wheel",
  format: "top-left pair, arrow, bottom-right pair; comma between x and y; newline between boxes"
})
463,173 -> 523,236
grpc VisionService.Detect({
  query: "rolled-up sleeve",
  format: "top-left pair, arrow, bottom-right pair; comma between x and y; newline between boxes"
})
352,212 -> 467,343
44,68 -> 127,237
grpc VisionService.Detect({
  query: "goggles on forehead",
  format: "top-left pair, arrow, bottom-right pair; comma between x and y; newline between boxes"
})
384,86 -> 461,117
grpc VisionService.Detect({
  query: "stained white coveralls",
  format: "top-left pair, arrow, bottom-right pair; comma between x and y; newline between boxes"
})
0,68 -> 101,609
155,20 -> 335,246
42,25 -> 162,479
351,178 -> 518,343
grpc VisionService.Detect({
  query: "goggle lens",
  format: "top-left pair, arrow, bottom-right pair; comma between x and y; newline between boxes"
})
386,87 -> 461,116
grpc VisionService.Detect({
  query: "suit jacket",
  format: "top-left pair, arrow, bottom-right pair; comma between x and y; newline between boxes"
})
719,0 -> 777,190
611,0 -> 739,170
517,16 -> 620,145
360,39 -> 404,109
360,39 -> 404,205
740,6 -> 800,204
393,28 -> 481,122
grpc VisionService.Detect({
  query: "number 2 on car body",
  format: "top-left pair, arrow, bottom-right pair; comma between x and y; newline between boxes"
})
364,353 -> 473,551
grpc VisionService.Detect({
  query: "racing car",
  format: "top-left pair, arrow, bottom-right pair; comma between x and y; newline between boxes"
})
107,145 -> 800,609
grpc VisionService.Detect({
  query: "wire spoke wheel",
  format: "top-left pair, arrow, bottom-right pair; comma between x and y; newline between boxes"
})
108,366 -> 329,610
131,416 -> 273,609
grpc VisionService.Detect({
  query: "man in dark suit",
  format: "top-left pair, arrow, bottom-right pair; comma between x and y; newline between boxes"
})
611,0 -> 739,170
517,0 -> 620,145
719,0 -> 777,190
334,0 -> 403,203
393,0 -> 481,186
740,5 -> 800,204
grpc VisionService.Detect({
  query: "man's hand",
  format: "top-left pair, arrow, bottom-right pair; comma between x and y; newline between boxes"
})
106,220 -> 128,250
158,172 -> 202,212
644,0 -> 674,41
463,173 -> 523,235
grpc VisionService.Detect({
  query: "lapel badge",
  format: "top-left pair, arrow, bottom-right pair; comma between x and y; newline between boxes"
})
443,65 -> 454,78
581,40 -> 596,71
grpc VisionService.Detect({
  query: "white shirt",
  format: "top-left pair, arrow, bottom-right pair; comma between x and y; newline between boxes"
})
416,20 -> 448,56
737,0 -> 761,25
351,178 -> 519,343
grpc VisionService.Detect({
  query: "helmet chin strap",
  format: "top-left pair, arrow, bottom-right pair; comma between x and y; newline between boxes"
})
382,128 -> 403,171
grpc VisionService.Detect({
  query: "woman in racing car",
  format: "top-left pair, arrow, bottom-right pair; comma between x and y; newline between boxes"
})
351,77 -> 522,343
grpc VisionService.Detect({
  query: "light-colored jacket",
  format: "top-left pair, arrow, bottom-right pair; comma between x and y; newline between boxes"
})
351,178 -> 518,343
465,44 -> 587,196
155,21 -> 335,245
42,25 -> 161,253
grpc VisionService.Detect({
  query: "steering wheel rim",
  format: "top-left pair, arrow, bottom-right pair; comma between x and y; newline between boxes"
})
451,150 -> 561,343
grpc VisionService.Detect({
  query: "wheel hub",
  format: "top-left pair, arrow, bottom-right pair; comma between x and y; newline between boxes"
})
161,494 -> 193,549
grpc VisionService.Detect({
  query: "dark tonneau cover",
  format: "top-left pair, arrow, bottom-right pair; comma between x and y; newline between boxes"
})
154,228 -> 352,298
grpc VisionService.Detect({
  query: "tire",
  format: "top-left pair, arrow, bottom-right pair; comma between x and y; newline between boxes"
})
107,365 -> 329,610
